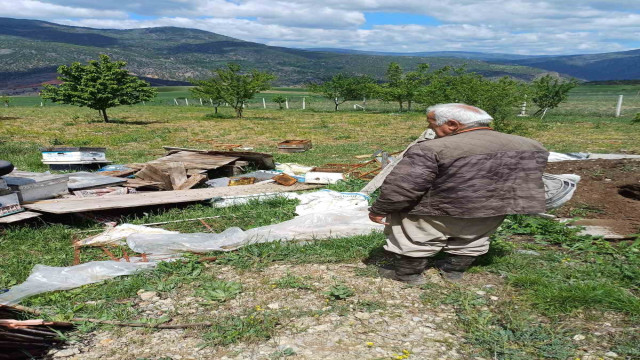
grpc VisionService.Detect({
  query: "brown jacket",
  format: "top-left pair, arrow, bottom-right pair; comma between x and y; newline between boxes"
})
369,129 -> 548,217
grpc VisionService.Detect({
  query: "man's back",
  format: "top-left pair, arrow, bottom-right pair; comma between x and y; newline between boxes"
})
371,129 -> 549,217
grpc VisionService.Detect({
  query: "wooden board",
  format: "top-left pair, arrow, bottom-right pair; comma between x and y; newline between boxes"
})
167,162 -> 188,189
176,174 -> 207,190
146,151 -> 239,173
0,211 -> 41,224
23,183 -> 321,214
162,147 -> 275,169
135,164 -> 172,190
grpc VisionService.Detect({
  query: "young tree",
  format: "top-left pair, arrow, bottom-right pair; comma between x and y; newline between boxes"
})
195,63 -> 275,118
380,63 -> 430,111
531,74 -> 578,119
272,95 -> 286,109
190,78 -> 225,114
416,66 -> 529,132
0,95 -> 9,107
41,55 -> 156,123
309,74 -> 376,111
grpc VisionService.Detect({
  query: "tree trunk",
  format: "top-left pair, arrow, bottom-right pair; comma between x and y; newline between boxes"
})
335,98 -> 339,111
214,106 -> 218,114
408,100 -> 412,111
398,101 -> 403,112
235,107 -> 243,118
101,109 -> 109,123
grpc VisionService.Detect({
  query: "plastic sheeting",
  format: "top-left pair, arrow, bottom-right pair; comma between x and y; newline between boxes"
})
0,190 -> 382,304
77,223 -> 178,247
543,173 -> 581,210
0,261 -> 156,305
127,190 -> 383,254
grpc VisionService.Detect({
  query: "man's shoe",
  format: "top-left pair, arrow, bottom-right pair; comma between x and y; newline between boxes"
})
435,255 -> 476,282
378,255 -> 430,285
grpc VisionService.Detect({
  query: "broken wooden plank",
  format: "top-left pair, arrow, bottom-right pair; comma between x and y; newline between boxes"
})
135,164 -> 172,190
175,174 -> 207,190
162,147 -> 275,169
23,183 -> 321,214
124,178 -> 163,189
146,151 -> 239,173
0,211 -> 41,224
167,162 -> 188,190
96,169 -> 136,178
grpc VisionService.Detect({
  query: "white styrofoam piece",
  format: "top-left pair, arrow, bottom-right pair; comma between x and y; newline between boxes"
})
304,172 -> 344,184
42,151 -> 106,162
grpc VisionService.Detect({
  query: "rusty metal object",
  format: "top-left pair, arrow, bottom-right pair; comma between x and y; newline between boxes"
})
228,177 -> 256,186
273,173 -> 298,186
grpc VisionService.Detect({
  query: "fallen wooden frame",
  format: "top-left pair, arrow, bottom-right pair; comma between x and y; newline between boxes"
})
23,183 -> 320,214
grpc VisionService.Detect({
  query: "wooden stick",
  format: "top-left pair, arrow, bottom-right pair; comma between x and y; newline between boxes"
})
100,246 -> 118,261
4,305 -> 216,329
199,219 -> 213,231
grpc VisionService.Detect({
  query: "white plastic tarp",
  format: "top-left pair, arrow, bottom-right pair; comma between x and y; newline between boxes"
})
0,190 -> 382,304
0,261 -> 156,305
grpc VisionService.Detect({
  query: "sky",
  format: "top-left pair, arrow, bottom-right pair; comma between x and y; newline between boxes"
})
3,0 -> 640,55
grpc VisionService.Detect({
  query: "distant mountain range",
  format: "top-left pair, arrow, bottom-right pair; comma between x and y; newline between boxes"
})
0,17 -> 638,93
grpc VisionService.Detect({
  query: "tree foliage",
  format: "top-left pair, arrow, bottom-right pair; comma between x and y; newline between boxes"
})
192,63 -> 275,118
41,54 -> 156,122
272,95 -> 286,109
380,62 -> 430,111
414,65 -> 530,132
309,74 -> 377,111
191,77 -> 225,114
531,75 -> 578,118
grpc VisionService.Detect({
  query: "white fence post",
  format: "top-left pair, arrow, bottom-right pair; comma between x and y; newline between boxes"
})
285,98 -> 289,109
615,95 -> 623,117
302,97 -> 306,110
174,98 -> 179,105
210,98 -> 213,106
200,98 -> 203,106
263,98 -> 266,109
185,98 -> 189,106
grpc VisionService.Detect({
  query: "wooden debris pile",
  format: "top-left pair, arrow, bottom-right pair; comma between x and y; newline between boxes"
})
0,305 -> 73,360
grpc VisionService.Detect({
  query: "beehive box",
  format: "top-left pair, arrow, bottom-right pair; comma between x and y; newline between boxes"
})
277,140 -> 312,153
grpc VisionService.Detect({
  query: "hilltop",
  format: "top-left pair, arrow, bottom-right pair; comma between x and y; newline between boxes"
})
0,18 -> 543,91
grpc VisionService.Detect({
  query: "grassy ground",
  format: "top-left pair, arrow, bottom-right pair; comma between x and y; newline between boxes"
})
0,85 -> 639,359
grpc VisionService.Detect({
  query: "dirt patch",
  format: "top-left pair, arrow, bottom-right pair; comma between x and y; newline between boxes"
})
546,159 -> 640,235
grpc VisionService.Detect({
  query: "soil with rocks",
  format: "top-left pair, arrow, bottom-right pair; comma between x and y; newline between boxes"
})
545,159 -> 640,235
46,263 -> 483,360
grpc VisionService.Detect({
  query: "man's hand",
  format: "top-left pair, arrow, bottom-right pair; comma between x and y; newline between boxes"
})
369,212 -> 389,225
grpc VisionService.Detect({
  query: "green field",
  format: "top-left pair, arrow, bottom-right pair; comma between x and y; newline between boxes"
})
0,84 -> 638,359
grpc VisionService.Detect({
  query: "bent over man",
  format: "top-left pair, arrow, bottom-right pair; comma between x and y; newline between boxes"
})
369,103 -> 548,284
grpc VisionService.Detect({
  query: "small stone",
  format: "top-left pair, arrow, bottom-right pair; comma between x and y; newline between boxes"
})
267,302 -> 280,310
98,338 -> 113,346
475,290 -> 486,296
604,178 -> 612,182
516,250 -> 541,256
489,296 -> 499,301
354,312 -> 370,320
139,291 -> 157,301
573,334 -> 586,341
482,284 -> 496,289
412,316 -> 422,322
55,348 -> 80,357
604,352 -> 618,358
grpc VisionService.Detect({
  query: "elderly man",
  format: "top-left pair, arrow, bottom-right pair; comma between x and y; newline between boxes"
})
369,103 -> 548,284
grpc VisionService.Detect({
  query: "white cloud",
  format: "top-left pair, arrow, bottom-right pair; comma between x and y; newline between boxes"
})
0,0 -> 127,19
11,0 -> 640,54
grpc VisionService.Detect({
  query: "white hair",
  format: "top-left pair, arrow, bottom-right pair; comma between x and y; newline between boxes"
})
426,103 -> 493,127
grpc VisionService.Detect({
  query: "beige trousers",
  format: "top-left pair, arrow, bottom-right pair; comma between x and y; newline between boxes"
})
383,213 -> 506,258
